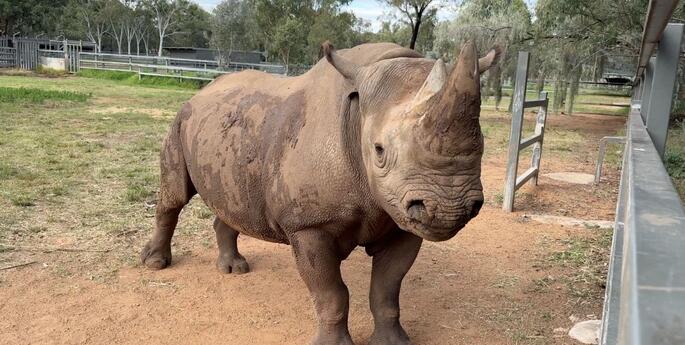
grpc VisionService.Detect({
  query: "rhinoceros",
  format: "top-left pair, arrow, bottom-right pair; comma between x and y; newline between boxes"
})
141,41 -> 500,345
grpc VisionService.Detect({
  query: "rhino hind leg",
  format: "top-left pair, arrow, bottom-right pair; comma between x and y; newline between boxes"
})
141,126 -> 196,270
213,217 -> 250,274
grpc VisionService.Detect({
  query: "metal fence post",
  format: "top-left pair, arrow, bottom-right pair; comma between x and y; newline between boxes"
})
530,91 -> 548,186
644,23 -> 684,159
503,51 -> 529,212
639,57 -> 655,122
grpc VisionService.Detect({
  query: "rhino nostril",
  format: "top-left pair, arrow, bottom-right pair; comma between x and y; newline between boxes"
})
470,199 -> 483,218
407,199 -> 426,220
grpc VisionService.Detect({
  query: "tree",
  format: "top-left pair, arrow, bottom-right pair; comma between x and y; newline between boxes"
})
80,0 -> 110,52
170,2 -> 211,47
380,0 -> 440,50
0,0 -> 68,36
106,0 -> 129,54
433,0 -> 531,109
211,0 -> 261,62
143,0 -> 187,56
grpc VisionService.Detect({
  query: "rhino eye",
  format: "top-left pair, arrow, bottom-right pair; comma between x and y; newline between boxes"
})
374,143 -> 384,157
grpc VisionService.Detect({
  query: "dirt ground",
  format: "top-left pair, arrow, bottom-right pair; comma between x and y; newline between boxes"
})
0,75 -> 626,345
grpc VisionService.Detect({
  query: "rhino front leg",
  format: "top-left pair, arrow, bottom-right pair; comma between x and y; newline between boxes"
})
213,217 -> 249,274
291,230 -> 355,345
368,231 -> 422,345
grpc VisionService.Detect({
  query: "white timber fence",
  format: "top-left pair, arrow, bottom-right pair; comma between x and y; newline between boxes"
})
77,52 -> 289,81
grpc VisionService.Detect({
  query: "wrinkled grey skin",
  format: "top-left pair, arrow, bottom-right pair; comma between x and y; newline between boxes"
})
140,41 -> 500,345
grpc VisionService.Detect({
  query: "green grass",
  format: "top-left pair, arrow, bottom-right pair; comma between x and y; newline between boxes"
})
0,86 -> 91,103
36,65 -> 69,78
77,69 -> 205,89
481,85 -> 631,116
666,120 -> 685,199
0,74 -> 209,277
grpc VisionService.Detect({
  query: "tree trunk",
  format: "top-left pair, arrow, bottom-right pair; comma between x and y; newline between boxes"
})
158,35 -> 164,57
536,68 -> 545,95
594,55 -> 605,82
493,66 -> 502,110
553,77 -> 563,113
565,68 -> 582,115
409,15 -> 422,50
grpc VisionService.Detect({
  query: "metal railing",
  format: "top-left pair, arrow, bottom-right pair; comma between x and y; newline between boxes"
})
0,47 -> 15,67
78,51 -> 288,80
502,51 -> 550,212
600,0 -> 685,343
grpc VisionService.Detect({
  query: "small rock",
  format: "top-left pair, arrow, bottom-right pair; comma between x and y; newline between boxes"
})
568,319 -> 601,344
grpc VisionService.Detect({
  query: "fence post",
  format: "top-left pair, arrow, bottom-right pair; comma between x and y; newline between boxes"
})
639,57 -> 655,122
503,51 -> 530,212
63,39 -> 68,71
643,23 -> 684,159
530,91 -> 548,186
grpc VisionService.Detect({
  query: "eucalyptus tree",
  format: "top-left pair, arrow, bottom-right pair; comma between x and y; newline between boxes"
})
211,0 -> 261,62
142,0 -> 188,56
433,0 -> 531,110
380,0 -> 441,50
80,0 -> 111,52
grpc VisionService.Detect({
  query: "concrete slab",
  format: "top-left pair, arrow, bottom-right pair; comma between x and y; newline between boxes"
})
568,319 -> 601,344
544,172 -> 595,185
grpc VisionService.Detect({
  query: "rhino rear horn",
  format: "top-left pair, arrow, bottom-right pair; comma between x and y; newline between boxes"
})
410,59 -> 447,111
322,41 -> 360,81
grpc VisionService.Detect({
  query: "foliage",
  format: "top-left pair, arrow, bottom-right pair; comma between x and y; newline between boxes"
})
0,86 -> 90,103
666,121 -> 685,200
381,0 -> 439,50
434,0 -> 530,109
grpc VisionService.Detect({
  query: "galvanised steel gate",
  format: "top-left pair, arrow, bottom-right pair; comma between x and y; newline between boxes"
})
15,38 -> 40,70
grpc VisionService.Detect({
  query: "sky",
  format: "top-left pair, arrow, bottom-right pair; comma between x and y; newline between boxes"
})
195,0 -> 538,32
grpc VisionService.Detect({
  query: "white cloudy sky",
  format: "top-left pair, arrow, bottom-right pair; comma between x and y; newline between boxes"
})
195,0 -> 537,32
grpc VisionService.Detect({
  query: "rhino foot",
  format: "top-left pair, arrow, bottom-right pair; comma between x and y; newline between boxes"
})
369,326 -> 411,345
311,333 -> 355,345
216,253 -> 250,274
140,242 -> 171,270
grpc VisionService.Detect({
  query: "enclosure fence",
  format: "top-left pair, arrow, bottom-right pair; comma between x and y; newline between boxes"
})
0,36 -> 297,80
600,0 -> 685,343
502,51 -> 550,212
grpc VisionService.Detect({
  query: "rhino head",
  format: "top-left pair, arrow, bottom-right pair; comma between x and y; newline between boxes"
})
324,41 -> 500,242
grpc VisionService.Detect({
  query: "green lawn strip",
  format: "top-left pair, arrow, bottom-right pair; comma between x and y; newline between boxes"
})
0,86 -> 91,103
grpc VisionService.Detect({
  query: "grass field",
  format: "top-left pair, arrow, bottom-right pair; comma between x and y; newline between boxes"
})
482,86 -> 631,116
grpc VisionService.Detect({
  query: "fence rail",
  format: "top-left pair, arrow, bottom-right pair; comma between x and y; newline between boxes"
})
77,51 -> 288,79
0,47 -> 15,67
600,1 -> 685,342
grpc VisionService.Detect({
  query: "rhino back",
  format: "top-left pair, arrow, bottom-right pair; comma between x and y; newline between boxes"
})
177,68 -> 365,243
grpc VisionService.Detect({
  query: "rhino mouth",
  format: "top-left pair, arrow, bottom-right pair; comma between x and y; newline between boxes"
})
399,218 -> 467,241
392,194 -> 483,242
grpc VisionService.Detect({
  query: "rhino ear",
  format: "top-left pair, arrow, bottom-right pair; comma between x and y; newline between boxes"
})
478,45 -> 502,74
322,41 -> 360,81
